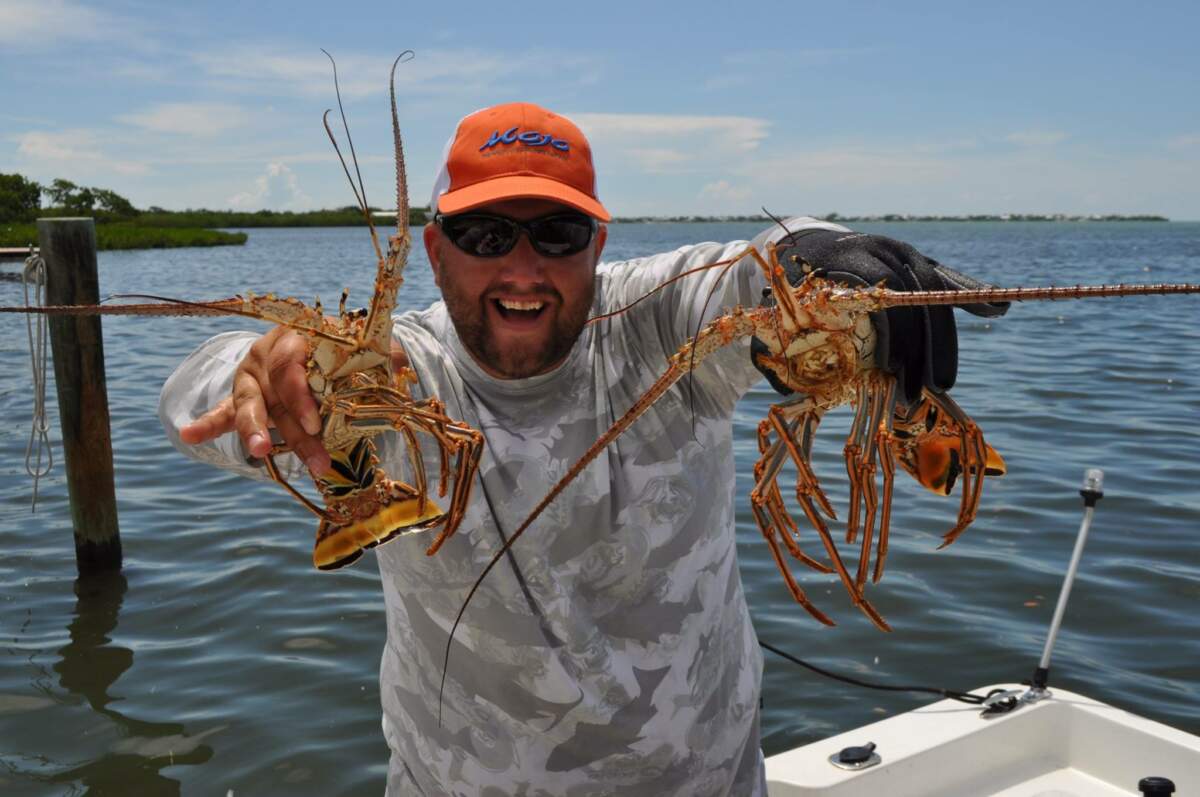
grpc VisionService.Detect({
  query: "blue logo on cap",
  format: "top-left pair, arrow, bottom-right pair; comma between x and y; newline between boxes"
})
480,126 -> 570,152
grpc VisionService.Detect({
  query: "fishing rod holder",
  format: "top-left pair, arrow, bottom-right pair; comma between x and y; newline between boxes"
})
1019,468 -> 1105,708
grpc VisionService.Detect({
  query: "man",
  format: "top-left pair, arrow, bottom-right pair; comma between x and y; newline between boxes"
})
160,102 -> 1004,795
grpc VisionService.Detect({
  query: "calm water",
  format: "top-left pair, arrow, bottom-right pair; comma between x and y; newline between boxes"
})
0,222 -> 1197,795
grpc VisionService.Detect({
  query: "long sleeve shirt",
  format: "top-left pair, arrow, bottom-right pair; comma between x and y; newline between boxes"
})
158,217 -> 848,796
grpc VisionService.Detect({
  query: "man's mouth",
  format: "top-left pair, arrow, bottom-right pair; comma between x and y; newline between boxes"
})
493,297 -> 548,323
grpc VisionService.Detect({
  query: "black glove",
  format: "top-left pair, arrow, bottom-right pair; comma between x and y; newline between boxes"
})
751,229 -> 1009,406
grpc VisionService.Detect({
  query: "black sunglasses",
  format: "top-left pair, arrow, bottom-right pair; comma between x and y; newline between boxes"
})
435,211 -> 598,258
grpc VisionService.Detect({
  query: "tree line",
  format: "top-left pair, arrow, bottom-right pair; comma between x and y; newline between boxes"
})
1,173 -> 139,222
0,172 -> 428,227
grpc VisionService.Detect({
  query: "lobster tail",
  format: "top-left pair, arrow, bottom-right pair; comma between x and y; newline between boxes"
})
312,494 -> 445,570
310,439 -> 446,570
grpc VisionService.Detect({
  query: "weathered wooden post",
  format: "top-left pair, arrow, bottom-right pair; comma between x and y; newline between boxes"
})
37,218 -> 122,574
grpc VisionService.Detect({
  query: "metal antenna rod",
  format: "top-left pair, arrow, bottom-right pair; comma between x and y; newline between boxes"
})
1023,468 -> 1105,703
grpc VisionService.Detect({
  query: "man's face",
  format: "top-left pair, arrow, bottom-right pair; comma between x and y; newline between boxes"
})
424,198 -> 607,379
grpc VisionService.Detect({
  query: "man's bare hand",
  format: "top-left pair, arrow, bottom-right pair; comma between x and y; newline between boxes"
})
179,326 -> 331,476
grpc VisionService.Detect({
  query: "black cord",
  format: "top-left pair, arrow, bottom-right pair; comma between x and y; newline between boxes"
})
760,640 -> 1008,706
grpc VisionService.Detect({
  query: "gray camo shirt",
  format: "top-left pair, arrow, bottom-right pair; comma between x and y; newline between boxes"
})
159,217 -> 848,796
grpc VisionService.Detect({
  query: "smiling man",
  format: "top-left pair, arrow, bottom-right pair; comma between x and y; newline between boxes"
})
428,197 -> 604,379
161,102 -> 1003,795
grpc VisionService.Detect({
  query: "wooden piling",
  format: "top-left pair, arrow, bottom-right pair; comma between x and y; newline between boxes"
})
37,218 -> 122,574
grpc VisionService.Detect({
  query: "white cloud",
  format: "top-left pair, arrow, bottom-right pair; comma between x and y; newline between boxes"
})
17,131 -> 85,161
746,147 -> 958,189
16,130 -> 149,175
120,103 -> 254,137
190,47 -> 594,99
1005,130 -> 1069,148
626,147 -> 690,173
572,113 -> 770,152
570,112 -> 771,176
228,162 -> 312,210
0,0 -> 115,45
699,180 -> 753,203
1168,134 -> 1200,150
193,49 -> 364,98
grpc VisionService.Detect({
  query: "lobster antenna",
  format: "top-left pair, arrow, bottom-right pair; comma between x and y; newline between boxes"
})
389,51 -> 414,233
323,49 -> 370,211
763,206 -> 800,248
873,282 -> 1200,308
585,260 -> 740,324
321,49 -> 383,264
0,295 -> 248,318
322,110 -> 368,213
686,259 -> 738,434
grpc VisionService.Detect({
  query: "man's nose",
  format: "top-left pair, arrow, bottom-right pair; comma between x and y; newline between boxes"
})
494,235 -> 551,283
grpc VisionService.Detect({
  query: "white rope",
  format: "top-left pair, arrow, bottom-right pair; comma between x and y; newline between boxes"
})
22,249 -> 52,511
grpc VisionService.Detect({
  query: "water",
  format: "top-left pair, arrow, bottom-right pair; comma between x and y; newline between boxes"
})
0,222 -> 1197,795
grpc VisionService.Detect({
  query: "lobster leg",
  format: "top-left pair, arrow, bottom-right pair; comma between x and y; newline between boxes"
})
752,421 -> 834,574
398,423 -> 430,514
263,454 -> 336,521
767,404 -> 837,520
926,390 -> 989,549
339,394 -> 484,555
338,389 -> 474,496
872,376 -> 898,584
852,375 -> 893,593
843,382 -> 870,545
337,393 -> 433,514
336,386 -> 436,511
752,507 -> 837,627
750,416 -> 837,627
765,400 -> 892,632
427,421 -> 484,555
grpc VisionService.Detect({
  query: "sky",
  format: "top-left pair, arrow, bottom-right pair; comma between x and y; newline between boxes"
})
2,0 -> 1198,219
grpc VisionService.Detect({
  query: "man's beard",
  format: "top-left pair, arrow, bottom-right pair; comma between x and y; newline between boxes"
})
441,281 -> 594,379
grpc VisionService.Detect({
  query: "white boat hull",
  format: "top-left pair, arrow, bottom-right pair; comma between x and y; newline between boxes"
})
765,683 -> 1198,796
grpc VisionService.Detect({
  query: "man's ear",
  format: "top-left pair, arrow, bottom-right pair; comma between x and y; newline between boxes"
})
423,222 -> 442,287
593,224 -> 608,261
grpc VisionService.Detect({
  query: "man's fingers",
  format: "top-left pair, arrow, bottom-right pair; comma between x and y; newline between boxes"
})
271,407 -> 332,477
265,333 -> 329,474
194,325 -> 329,475
180,397 -> 236,444
231,372 -> 330,475
268,336 -> 321,436
233,371 -> 274,458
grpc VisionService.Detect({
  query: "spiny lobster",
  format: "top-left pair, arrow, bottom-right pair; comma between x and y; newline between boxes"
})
2,53 -> 484,572
442,238 -> 1200,683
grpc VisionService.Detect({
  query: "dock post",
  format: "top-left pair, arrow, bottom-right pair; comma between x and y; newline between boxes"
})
37,218 -> 122,574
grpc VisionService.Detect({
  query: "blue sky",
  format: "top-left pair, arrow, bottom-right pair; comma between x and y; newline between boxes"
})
2,0 -> 1198,218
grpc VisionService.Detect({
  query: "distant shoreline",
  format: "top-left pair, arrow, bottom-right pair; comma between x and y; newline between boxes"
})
0,210 -> 1174,254
611,213 -> 1170,223
0,221 -> 246,251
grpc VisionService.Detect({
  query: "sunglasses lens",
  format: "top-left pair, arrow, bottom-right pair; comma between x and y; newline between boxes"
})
527,215 -> 595,256
442,215 -> 520,257
439,213 -> 596,258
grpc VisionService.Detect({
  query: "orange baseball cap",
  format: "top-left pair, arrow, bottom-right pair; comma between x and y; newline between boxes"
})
430,102 -> 611,222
